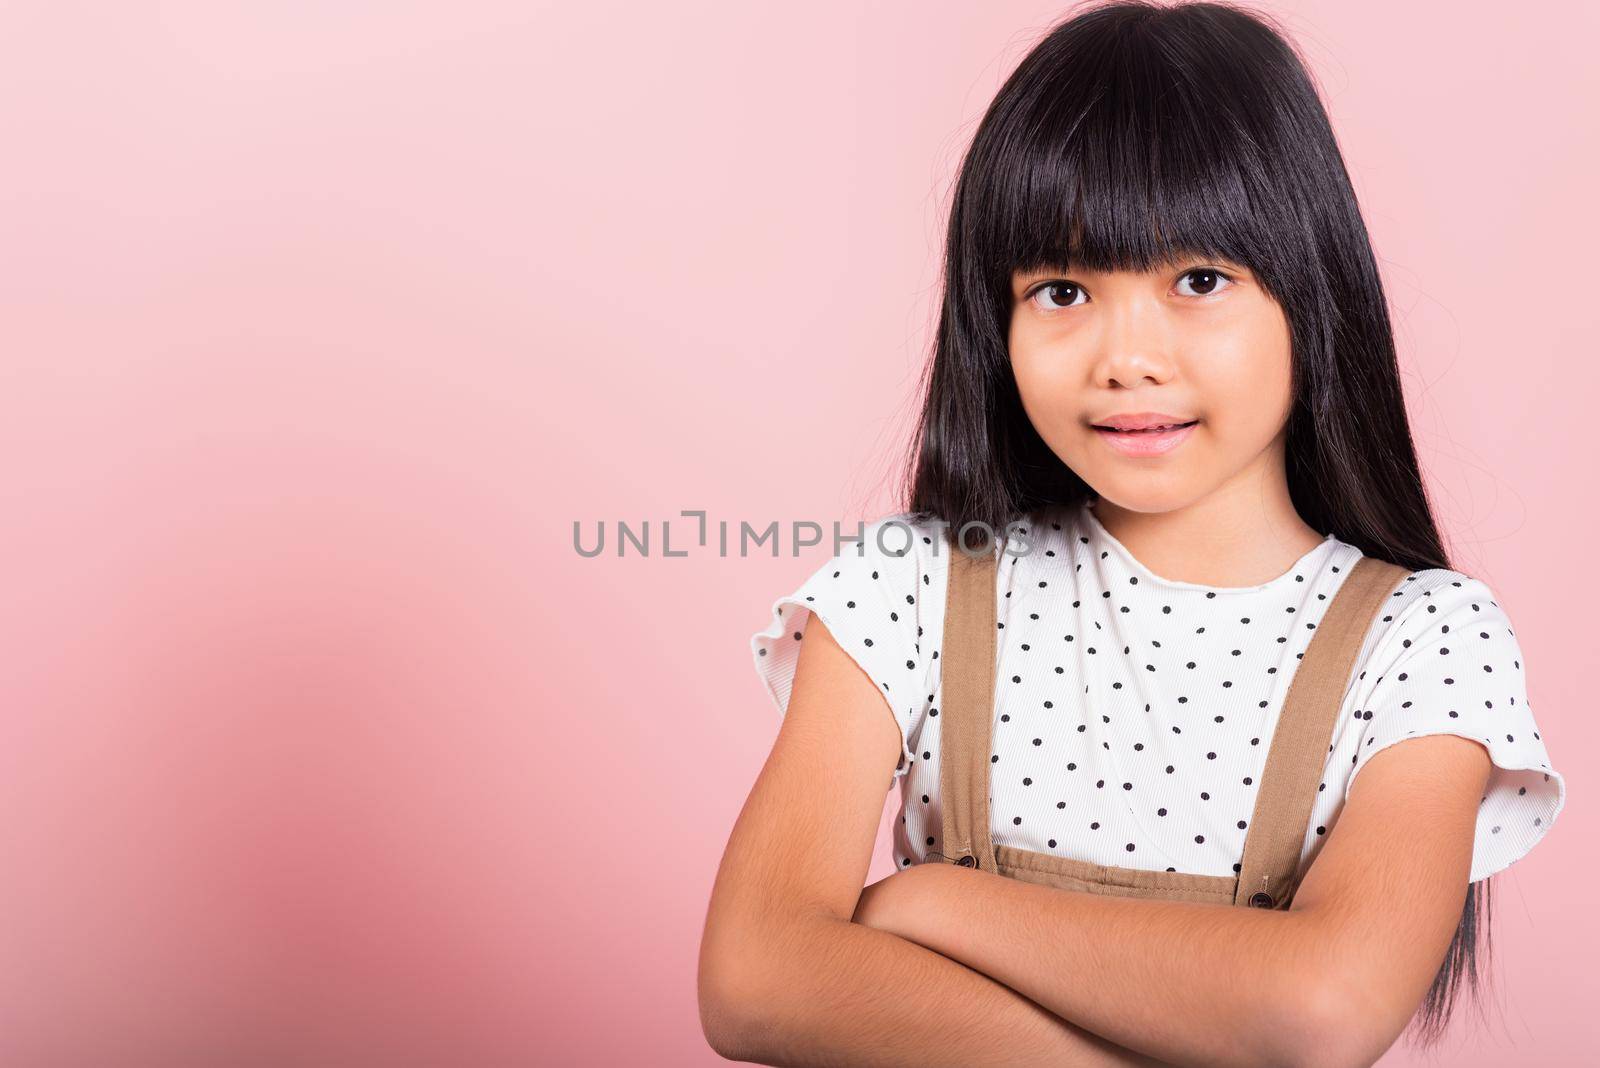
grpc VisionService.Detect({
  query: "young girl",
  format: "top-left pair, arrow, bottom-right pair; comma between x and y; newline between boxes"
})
701,2 -> 1565,1064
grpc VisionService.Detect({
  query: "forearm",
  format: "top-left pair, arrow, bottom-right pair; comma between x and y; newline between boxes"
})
716,911 -> 1169,1067
887,865 -> 1332,1068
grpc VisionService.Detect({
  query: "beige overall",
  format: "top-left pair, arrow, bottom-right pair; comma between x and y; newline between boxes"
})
935,538 -> 1409,910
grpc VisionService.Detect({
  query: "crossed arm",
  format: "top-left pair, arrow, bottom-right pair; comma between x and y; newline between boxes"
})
849,732 -> 1491,1068
703,616 -> 1490,1067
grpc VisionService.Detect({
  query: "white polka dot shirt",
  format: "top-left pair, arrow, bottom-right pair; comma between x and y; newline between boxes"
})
751,499 -> 1565,885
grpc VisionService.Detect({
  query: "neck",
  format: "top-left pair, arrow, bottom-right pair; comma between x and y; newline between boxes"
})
1088,449 -> 1325,588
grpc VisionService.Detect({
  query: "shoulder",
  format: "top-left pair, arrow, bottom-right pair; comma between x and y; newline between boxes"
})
750,511 -> 953,682
1336,563 -> 1563,881
1382,566 -> 1507,617
750,512 -> 953,780
802,512 -> 950,602
789,512 -> 957,685
1347,563 -> 1524,710
1354,563 -> 1515,655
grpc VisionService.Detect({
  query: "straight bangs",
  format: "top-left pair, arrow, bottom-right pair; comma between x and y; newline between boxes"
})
967,10 -> 1315,307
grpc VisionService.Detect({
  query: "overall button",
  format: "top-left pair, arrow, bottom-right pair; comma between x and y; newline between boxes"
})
957,855 -> 976,867
1249,891 -> 1275,908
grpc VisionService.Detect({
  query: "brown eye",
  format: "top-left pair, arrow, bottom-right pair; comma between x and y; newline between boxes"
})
1029,282 -> 1086,311
1176,268 -> 1235,297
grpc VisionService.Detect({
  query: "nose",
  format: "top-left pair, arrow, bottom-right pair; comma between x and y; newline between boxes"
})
1090,306 -> 1178,389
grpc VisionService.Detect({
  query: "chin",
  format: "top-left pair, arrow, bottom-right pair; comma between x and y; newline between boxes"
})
1081,471 -> 1212,515
1068,425 -> 1232,515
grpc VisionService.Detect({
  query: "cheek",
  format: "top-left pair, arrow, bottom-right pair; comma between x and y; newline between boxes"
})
1011,351 -> 1070,403
1209,360 -> 1289,422
1008,333 -> 1079,421
1196,319 -> 1294,443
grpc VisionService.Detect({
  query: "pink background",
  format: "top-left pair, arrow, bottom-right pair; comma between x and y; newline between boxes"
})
0,2 -> 1592,1063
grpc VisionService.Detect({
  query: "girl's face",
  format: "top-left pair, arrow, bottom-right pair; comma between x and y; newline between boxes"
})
1007,257 -> 1294,514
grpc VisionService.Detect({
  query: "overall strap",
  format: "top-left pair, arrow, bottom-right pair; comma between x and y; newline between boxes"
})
1232,555 -> 1410,908
936,538 -> 1000,871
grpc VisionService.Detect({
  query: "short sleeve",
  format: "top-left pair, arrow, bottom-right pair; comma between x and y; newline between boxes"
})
749,516 -> 938,781
1346,575 -> 1566,883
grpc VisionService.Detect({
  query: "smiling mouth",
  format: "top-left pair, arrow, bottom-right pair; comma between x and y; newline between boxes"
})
1091,420 -> 1200,457
1093,420 -> 1199,434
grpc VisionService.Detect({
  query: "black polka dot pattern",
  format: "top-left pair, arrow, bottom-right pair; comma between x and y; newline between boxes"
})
750,516 -> 930,779
751,501 -> 1565,885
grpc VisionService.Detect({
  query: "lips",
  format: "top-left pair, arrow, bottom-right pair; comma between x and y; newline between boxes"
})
1091,411 -> 1199,431
1096,421 -> 1197,434
1092,419 -> 1198,457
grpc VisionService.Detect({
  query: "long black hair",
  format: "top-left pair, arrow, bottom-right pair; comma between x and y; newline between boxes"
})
902,0 -> 1488,1049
